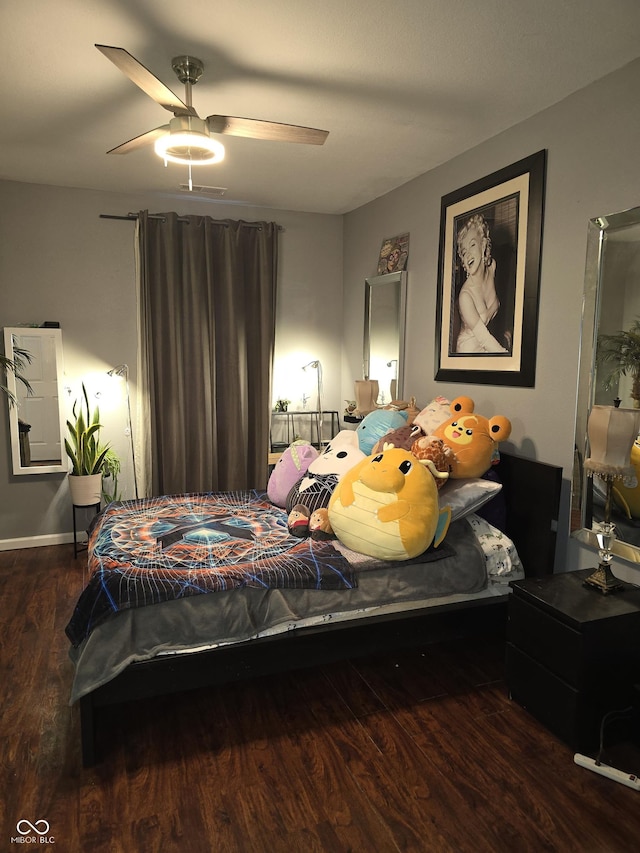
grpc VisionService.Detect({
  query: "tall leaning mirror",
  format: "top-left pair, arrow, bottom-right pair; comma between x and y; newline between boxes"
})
363,271 -> 407,405
572,205 -> 640,558
3,327 -> 67,475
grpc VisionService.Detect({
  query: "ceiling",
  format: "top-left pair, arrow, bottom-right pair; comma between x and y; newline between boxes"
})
3,0 -> 640,215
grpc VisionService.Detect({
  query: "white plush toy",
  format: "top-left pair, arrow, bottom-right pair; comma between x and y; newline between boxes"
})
285,430 -> 366,515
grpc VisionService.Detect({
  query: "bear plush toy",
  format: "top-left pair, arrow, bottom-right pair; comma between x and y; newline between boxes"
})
432,396 -> 511,479
370,397 -> 454,457
371,421 -> 424,455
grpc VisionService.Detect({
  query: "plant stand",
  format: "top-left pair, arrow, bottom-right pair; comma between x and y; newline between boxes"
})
73,502 -> 101,558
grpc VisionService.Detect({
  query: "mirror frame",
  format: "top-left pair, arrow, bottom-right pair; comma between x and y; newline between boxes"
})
363,271 -> 407,402
571,205 -> 640,559
3,327 -> 67,475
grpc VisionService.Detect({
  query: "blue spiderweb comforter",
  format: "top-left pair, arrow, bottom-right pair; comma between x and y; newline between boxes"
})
65,490 -> 355,646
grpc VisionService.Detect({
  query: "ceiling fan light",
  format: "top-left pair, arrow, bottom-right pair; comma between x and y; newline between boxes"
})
154,131 -> 225,165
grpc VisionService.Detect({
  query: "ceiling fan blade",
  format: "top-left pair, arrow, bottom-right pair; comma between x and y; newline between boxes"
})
96,44 -> 196,117
207,115 -> 328,145
106,126 -> 169,155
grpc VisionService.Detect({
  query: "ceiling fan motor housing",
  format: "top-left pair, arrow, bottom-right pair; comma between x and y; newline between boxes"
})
171,56 -> 204,86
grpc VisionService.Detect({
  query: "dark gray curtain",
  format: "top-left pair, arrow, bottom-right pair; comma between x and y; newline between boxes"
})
137,211 -> 278,495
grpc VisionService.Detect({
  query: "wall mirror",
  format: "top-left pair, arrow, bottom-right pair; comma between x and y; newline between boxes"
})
363,271 -> 407,404
571,205 -> 640,557
3,327 -> 67,475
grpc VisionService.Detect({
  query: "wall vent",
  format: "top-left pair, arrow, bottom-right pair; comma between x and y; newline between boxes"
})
178,184 -> 227,196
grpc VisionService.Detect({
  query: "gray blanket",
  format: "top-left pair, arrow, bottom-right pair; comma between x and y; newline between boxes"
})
68,518 -> 487,704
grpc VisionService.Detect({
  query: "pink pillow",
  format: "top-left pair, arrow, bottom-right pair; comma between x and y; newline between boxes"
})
413,396 -> 451,434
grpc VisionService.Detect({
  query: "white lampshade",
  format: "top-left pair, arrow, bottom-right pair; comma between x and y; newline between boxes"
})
155,132 -> 224,165
584,405 -> 640,480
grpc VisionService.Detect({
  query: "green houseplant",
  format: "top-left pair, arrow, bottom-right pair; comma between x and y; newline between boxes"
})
65,383 -> 112,506
2,345 -> 34,466
596,318 -> 640,407
101,448 -> 122,504
1,345 -> 33,406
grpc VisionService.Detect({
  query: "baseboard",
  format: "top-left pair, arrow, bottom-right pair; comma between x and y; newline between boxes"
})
0,532 -> 75,551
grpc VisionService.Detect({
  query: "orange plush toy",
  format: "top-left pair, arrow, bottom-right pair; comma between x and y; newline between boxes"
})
433,396 -> 511,479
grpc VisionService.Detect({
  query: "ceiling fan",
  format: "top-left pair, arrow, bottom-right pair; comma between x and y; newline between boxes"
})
96,44 -> 329,166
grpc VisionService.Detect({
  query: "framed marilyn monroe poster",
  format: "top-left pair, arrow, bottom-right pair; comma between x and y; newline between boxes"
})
434,150 -> 546,387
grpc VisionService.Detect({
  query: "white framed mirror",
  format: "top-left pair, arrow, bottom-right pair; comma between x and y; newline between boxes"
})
571,205 -> 640,557
363,271 -> 407,405
3,327 -> 67,475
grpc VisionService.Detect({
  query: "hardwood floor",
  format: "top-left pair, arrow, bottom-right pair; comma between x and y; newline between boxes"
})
1,544 -> 639,853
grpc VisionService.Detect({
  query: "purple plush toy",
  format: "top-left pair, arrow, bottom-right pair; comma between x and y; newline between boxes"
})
267,440 -> 319,507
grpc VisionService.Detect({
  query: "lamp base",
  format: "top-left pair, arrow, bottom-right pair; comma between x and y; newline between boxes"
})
583,563 -> 624,595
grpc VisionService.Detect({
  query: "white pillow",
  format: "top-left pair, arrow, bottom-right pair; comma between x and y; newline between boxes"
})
465,513 -> 523,577
439,477 -> 502,522
414,396 -> 451,434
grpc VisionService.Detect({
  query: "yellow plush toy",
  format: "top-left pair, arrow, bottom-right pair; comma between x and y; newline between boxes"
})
433,396 -> 512,479
328,446 -> 451,560
613,434 -> 640,518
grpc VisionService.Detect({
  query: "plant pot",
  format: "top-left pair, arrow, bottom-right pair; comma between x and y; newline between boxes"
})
68,473 -> 102,506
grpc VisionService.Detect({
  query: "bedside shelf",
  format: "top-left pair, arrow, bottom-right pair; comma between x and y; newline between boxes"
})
507,570 -> 640,752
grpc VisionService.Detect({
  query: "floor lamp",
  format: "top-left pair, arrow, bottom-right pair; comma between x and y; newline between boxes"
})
302,360 -> 323,449
386,359 -> 398,402
107,363 -> 139,499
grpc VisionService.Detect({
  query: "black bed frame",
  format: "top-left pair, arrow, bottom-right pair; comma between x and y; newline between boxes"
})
77,452 -> 562,766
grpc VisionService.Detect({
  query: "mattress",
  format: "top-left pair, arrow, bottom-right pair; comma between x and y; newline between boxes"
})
67,502 -> 523,704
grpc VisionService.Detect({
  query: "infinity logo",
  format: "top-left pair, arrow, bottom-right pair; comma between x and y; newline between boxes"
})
16,820 -> 50,836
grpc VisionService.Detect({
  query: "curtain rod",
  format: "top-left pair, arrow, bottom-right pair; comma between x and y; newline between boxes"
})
100,213 -> 283,230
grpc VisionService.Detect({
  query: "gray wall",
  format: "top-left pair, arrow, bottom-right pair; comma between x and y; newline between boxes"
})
0,181 -> 343,546
342,58 -> 640,577
4,57 -> 640,576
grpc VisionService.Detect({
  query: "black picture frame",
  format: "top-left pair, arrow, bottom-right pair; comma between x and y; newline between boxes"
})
434,150 -> 546,387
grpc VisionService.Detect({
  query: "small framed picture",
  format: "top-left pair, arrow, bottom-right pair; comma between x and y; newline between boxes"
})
377,233 -> 409,275
434,150 -> 546,387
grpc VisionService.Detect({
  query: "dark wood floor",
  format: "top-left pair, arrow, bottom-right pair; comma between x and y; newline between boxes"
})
2,545 -> 640,853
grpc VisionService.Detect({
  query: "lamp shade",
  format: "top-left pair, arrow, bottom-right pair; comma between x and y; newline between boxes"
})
584,405 -> 640,480
154,116 -> 225,165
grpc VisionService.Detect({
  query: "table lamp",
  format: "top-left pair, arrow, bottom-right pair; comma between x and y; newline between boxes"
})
583,404 -> 640,593
354,379 -> 379,416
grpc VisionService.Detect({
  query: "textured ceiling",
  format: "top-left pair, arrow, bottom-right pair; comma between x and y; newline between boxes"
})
2,0 -> 640,214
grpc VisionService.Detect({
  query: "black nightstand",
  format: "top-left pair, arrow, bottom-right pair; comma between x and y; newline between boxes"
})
507,570 -> 640,753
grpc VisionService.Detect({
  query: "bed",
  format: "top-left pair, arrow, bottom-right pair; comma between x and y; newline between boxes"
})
66,451 -> 562,766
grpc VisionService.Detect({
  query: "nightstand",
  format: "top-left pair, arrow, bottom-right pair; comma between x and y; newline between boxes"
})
507,570 -> 640,753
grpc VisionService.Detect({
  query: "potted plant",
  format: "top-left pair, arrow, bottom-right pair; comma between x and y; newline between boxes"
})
2,345 -> 34,465
596,318 -> 640,407
64,383 -> 111,506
